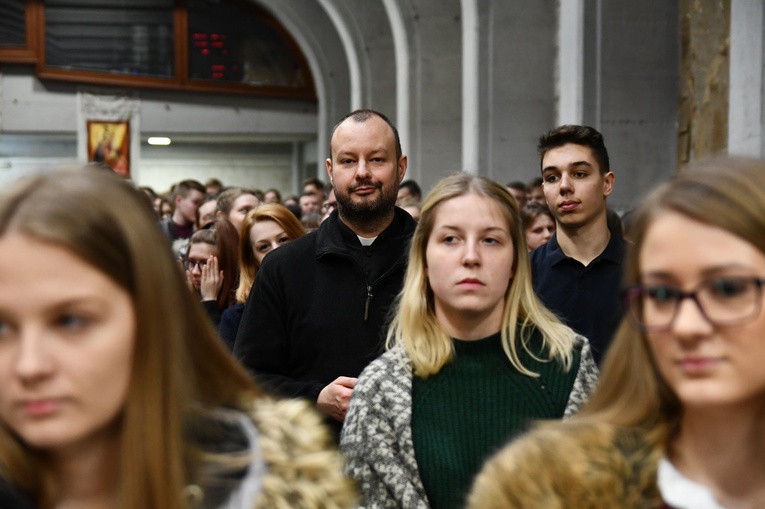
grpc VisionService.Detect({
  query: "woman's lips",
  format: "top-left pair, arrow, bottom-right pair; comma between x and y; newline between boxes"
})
678,357 -> 723,374
22,399 -> 61,417
457,278 -> 485,289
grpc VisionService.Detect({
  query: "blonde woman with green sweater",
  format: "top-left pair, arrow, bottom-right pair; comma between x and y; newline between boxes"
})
340,173 -> 598,509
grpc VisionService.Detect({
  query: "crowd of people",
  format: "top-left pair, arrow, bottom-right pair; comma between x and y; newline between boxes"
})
0,108 -> 762,509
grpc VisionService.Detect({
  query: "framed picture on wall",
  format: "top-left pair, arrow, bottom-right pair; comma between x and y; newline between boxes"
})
87,120 -> 130,177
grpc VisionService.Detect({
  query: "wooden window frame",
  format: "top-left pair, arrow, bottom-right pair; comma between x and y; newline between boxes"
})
6,0 -> 316,100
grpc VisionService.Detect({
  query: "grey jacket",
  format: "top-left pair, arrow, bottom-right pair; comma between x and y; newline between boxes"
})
340,336 -> 599,509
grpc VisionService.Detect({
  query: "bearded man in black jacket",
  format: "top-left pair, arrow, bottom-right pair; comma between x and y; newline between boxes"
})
233,110 -> 417,430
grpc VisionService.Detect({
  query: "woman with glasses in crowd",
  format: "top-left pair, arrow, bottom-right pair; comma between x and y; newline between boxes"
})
341,173 -> 598,509
184,219 -> 239,327
468,157 -> 765,509
0,169 -> 356,509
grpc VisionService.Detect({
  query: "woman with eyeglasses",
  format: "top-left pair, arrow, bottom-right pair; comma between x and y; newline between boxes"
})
184,219 -> 239,327
467,157 -> 765,509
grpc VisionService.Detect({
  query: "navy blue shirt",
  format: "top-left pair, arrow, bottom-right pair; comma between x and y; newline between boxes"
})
530,231 -> 626,365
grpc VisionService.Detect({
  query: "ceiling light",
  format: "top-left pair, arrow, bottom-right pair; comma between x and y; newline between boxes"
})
148,137 -> 171,146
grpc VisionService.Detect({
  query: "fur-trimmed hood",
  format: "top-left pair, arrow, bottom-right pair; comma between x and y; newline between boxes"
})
467,421 -> 664,509
250,398 -> 358,509
190,398 -> 358,509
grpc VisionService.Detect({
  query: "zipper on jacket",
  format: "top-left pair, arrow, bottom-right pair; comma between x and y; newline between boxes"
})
364,286 -> 373,321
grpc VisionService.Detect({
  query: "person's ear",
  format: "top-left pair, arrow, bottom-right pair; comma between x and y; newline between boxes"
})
397,155 -> 408,183
603,172 -> 615,197
326,158 -> 334,185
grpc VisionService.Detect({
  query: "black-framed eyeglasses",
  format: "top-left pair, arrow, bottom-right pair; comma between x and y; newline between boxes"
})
624,277 -> 765,332
183,259 -> 208,271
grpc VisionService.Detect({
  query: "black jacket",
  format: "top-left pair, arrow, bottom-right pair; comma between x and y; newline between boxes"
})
233,208 -> 417,402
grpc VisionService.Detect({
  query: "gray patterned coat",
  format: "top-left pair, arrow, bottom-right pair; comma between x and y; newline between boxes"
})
339,335 -> 599,509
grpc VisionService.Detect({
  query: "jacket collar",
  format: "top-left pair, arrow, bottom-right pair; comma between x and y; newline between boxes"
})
315,207 -> 417,258
546,228 -> 625,266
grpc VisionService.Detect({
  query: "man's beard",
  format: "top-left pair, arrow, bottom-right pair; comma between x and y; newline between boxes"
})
335,179 -> 398,224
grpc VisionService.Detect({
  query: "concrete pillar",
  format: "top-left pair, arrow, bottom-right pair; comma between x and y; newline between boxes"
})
728,0 -> 764,157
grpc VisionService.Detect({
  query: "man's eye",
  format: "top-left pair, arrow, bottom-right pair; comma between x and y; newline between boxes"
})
544,174 -> 559,183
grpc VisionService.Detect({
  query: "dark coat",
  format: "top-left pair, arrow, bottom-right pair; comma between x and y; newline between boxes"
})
233,208 -> 417,402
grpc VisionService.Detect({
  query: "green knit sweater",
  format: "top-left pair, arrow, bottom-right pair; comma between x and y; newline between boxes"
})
411,330 -> 580,509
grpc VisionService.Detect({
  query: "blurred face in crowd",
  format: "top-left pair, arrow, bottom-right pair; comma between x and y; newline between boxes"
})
264,190 -> 280,204
327,115 -> 406,224
525,214 -> 555,251
397,186 -> 414,206
0,234 -> 134,455
299,194 -> 322,215
508,188 -> 528,208
160,201 -> 173,221
425,193 -> 514,339
175,189 -> 204,225
227,194 -> 259,234
527,186 -> 545,206
250,220 -> 292,265
197,200 -> 217,228
640,212 -> 765,412
304,183 -> 324,200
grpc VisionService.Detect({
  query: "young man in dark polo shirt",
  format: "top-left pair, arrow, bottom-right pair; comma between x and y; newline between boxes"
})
529,125 -> 625,365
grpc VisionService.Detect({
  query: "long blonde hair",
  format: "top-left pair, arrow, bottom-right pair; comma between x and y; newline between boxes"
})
387,173 -> 577,378
0,169 -> 259,509
235,204 -> 306,303
577,157 -> 765,439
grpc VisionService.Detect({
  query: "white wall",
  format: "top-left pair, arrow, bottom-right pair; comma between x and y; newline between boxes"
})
0,65 -> 317,193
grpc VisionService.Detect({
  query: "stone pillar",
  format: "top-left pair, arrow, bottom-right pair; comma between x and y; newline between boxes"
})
678,0 -> 730,165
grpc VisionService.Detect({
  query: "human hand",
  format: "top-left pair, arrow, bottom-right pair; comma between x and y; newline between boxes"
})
200,255 -> 223,301
317,376 -> 357,422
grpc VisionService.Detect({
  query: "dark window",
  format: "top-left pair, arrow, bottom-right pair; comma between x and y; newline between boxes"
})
0,0 -> 27,47
187,0 -> 307,88
44,0 -> 174,78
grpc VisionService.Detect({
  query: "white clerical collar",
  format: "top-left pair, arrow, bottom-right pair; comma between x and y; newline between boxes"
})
357,235 -> 378,246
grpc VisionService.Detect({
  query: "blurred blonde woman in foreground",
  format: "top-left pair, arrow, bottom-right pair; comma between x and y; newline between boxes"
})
341,173 -> 598,509
0,169 -> 356,509
468,157 -> 765,509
